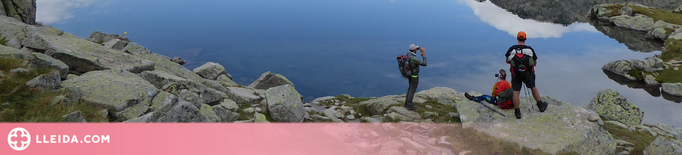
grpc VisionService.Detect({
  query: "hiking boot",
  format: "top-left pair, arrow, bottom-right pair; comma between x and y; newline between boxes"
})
405,105 -> 417,111
537,100 -> 548,112
464,93 -> 474,101
515,108 -> 521,119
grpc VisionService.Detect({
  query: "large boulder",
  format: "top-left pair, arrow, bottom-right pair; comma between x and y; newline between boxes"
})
200,104 -> 220,122
122,42 -> 151,55
192,62 -> 228,80
217,74 -> 240,87
1,0 -> 36,25
87,31 -> 121,43
587,89 -> 644,126
212,105 -> 239,122
25,70 -> 61,91
0,45 -> 31,59
361,95 -> 402,115
150,91 -> 177,113
385,106 -> 422,122
602,60 -> 642,81
163,101 -> 207,122
457,96 -> 615,154
29,52 -> 68,79
248,71 -> 294,89
610,14 -> 655,31
226,87 -> 262,104
140,70 -> 226,105
103,39 -> 129,50
265,84 -> 305,122
415,87 -> 459,107
60,70 -> 159,114
21,32 -> 154,74
643,136 -> 682,155
662,83 -> 682,97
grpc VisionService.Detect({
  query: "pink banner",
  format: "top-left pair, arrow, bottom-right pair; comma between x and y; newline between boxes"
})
1,123 -> 457,155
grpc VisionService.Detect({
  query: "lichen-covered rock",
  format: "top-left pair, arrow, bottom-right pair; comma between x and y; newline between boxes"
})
662,83 -> 682,97
140,70 -> 226,105
170,57 -> 186,65
192,62 -> 228,80
386,106 -> 422,122
0,45 -> 31,59
323,108 -> 344,122
226,87 -> 261,104
87,31 -> 121,43
150,91 -> 177,113
1,0 -> 36,25
248,71 -> 294,89
457,96 -> 615,154
200,104 -> 220,122
254,113 -> 269,123
62,110 -> 86,122
122,42 -> 151,55
362,95 -> 402,115
643,136 -> 682,155
60,70 -> 158,113
25,70 -> 60,91
415,87 -> 459,107
587,89 -> 644,126
265,84 -> 305,122
114,100 -> 150,122
219,99 -> 239,111
21,32 -> 154,74
217,74 -> 240,87
212,105 -> 238,122
164,101 -> 207,122
29,52 -> 68,79
610,14 -> 655,31
602,60 -> 642,80
124,112 -> 164,123
103,39 -> 129,50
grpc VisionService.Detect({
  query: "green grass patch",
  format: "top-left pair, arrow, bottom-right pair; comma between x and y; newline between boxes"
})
629,5 -> 682,25
95,40 -> 105,45
662,39 -> 682,61
656,68 -> 682,83
349,104 -> 371,118
0,57 -> 106,122
415,99 -> 460,123
334,95 -> 371,104
604,123 -> 656,155
627,68 -> 644,80
0,36 -> 8,46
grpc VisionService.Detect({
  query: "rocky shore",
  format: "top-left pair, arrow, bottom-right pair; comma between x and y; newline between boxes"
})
591,3 -> 682,102
1,1 -> 682,154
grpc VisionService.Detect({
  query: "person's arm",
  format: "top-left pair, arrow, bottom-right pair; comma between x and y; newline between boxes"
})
505,47 -> 512,64
491,83 -> 498,98
530,47 -> 538,66
419,48 -> 427,66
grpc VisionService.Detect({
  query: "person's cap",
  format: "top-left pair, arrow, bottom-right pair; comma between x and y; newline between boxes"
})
517,31 -> 526,40
409,44 -> 420,51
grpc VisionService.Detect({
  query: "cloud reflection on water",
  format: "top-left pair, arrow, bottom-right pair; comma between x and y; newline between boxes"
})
459,0 -> 599,39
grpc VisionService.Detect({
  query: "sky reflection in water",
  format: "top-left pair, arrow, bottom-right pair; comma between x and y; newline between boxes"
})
41,0 -> 682,127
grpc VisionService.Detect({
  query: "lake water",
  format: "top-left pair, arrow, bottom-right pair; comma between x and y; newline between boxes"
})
44,0 -> 682,126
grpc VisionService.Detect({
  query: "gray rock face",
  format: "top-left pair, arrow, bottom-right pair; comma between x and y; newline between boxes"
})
675,5 -> 682,13
603,60 -> 641,80
87,31 -> 121,43
103,39 -> 129,50
62,110 -> 86,122
150,91 -> 177,113
9,68 -> 28,74
212,105 -> 238,122
362,96 -> 402,115
386,106 -> 422,122
643,136 -> 682,155
192,62 -> 228,80
200,104 -> 220,122
265,84 -> 305,122
248,71 -> 294,89
164,101 -> 207,122
323,108 -> 344,122
587,89 -> 644,126
254,113 -> 269,123
29,52 -> 69,79
611,14 -> 655,31
226,87 -> 261,104
170,57 -> 186,65
416,87 -> 459,107
1,0 -> 36,25
217,74 -> 240,87
122,42 -> 151,55
21,32 -> 154,74
60,70 -> 158,114
140,70 -> 226,105
219,99 -> 239,111
0,45 -> 31,59
25,70 -> 61,91
457,95 -> 615,154
662,83 -> 682,97
124,112 -> 164,123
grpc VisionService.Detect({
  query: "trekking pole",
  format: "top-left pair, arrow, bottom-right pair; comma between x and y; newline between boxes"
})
523,83 -> 532,108
474,101 -> 507,117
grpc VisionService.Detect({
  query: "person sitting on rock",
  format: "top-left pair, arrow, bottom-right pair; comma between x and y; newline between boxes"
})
464,69 -> 514,109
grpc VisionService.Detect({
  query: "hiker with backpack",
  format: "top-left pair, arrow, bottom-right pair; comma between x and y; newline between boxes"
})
397,44 -> 427,111
464,69 -> 514,109
505,31 -> 548,119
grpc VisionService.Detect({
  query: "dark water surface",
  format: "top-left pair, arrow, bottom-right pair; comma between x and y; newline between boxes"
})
44,0 -> 682,126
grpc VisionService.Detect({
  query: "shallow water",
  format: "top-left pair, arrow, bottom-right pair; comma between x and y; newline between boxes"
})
45,0 -> 682,126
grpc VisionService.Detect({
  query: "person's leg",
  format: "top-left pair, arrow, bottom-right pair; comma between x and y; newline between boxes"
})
511,72 -> 523,119
405,76 -> 419,110
526,72 -> 547,112
479,95 -> 497,105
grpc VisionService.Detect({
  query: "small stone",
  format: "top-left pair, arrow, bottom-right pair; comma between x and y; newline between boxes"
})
346,115 -> 355,120
255,113 -> 269,123
170,57 -> 186,65
349,110 -> 356,115
425,105 -> 433,109
255,107 -> 263,113
51,95 -> 69,106
449,112 -> 459,118
424,111 -> 439,118
334,102 -> 339,106
62,111 -> 86,122
675,67 -> 679,71
243,108 -> 255,114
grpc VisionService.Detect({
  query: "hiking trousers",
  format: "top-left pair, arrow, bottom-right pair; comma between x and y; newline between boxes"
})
405,76 -> 419,108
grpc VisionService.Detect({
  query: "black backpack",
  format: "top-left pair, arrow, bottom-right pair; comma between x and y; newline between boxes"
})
397,55 -> 411,78
510,48 -> 535,71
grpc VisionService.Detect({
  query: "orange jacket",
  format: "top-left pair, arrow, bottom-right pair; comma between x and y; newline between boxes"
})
492,80 -> 511,98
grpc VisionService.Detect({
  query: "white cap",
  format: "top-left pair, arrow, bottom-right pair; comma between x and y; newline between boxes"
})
409,44 -> 420,51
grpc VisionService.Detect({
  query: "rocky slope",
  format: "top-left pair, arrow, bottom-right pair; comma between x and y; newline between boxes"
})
593,3 -> 682,102
2,3 -> 682,154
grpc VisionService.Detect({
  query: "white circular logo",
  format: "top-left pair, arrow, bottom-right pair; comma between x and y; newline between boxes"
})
7,127 -> 30,151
